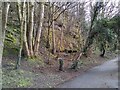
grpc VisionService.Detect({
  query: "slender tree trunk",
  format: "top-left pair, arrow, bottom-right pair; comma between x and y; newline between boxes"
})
52,4 -> 56,54
28,1 -> 34,57
0,2 -> 3,67
26,2 -> 30,44
118,28 -> 120,51
34,2 -> 45,56
100,43 -> 105,57
0,2 -> 2,88
1,2 -> 10,66
100,48 -> 105,57
46,2 -> 51,49
46,25 -> 50,48
27,2 -> 30,25
60,26 -> 63,51
16,1 -> 25,69
2,2 -> 10,46
23,2 -> 30,57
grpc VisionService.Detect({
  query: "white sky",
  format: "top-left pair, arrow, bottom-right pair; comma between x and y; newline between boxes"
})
2,0 -> 119,22
1,0 -> 120,2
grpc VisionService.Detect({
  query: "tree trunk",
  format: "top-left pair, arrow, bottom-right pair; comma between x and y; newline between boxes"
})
82,2 -> 102,55
1,2 -> 10,66
16,1 -> 25,69
23,2 -> 30,57
60,26 -> 63,51
46,2 -> 51,49
46,25 -> 50,48
100,48 -> 105,57
2,2 -> 10,46
26,2 -> 30,45
34,2 -> 45,56
0,2 -> 3,67
100,44 -> 105,57
52,4 -> 56,54
0,2 -> 2,88
82,33 -> 95,56
71,2 -> 103,69
28,1 -> 34,57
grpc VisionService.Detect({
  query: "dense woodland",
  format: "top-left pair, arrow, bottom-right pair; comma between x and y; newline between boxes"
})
1,1 -> 120,88
2,1 -> 120,67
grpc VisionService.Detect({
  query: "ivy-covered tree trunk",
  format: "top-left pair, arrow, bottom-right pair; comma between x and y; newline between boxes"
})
71,2 -> 103,69
82,32 -> 95,56
82,2 -> 103,56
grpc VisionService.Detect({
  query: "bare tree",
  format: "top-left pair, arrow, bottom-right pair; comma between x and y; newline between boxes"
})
34,2 -> 45,56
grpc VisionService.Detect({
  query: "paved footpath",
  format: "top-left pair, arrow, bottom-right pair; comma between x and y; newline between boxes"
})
57,57 -> 119,88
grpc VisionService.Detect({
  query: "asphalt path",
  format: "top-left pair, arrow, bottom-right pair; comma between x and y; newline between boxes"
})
57,57 -> 119,88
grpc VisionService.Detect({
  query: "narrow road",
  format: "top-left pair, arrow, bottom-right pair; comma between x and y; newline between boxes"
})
57,58 -> 119,88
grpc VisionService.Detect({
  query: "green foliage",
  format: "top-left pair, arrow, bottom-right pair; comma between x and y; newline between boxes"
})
17,78 -> 31,87
3,42 -> 19,56
2,69 -> 32,88
5,25 -> 20,43
108,15 -> 120,30
93,18 -> 118,51
3,24 -> 20,56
